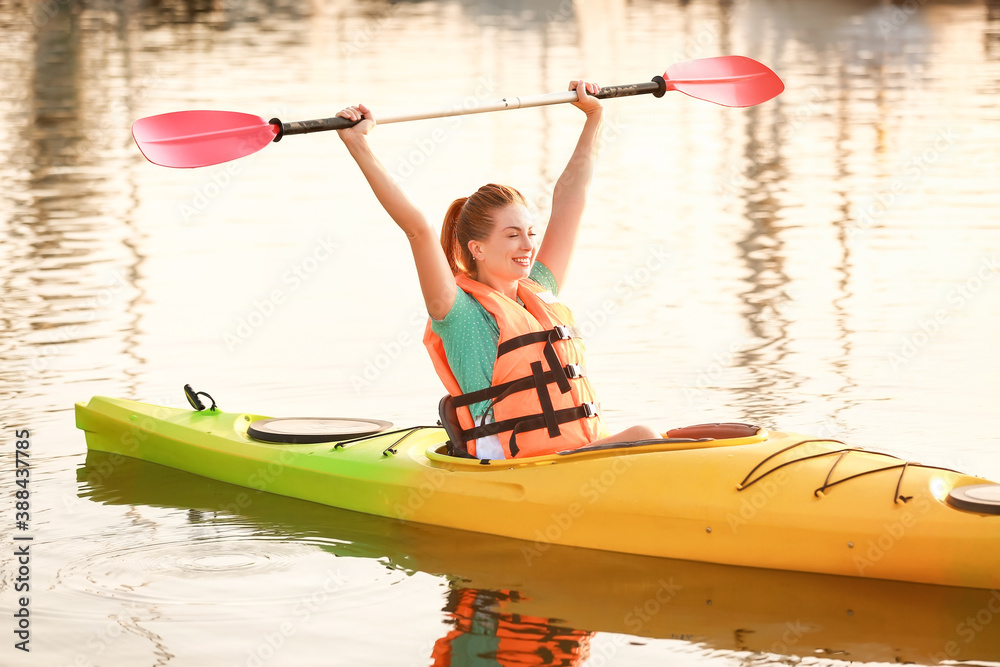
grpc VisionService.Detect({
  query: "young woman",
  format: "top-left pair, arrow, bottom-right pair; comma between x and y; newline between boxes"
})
337,81 -> 659,459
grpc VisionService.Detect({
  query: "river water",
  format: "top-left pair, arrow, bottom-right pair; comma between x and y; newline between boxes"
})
2,0 -> 1000,665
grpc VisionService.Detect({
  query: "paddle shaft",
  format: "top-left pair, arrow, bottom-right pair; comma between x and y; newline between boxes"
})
130,58 -> 781,168
272,78 -> 668,141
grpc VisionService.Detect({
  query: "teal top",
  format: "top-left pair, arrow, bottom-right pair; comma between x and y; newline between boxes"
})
430,261 -> 559,423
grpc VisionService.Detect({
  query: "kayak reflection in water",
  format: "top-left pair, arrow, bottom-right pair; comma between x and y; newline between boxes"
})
336,80 -> 659,460
431,587 -> 592,667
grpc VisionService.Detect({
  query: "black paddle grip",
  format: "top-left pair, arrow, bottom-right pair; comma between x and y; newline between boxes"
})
270,116 -> 362,142
594,78 -> 667,101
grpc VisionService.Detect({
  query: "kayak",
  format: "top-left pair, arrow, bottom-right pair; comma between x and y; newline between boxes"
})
74,395 -> 1000,589
78,449 -> 1000,664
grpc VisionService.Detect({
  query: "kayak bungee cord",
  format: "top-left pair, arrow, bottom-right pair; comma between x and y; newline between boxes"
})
738,439 -> 965,504
737,439 -> 850,492
811,459 -> 963,505
381,427 -> 440,457
331,425 -> 441,456
820,448 -> 863,494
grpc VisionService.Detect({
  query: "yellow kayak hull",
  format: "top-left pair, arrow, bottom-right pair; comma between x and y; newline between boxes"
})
75,396 -> 1000,589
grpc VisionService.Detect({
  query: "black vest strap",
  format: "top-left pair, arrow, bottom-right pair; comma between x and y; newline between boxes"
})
494,326 -> 579,396
507,402 -> 599,458
451,363 -> 585,408
531,361 -> 561,438
457,403 -> 598,445
496,325 -> 580,357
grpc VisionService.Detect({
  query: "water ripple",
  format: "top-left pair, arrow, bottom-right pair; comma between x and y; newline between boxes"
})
55,533 -> 403,615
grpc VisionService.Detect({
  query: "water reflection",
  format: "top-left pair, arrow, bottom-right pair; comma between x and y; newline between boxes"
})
990,1 -> 1000,57
27,0 -> 148,400
432,589 -> 591,666
78,451 -> 1000,665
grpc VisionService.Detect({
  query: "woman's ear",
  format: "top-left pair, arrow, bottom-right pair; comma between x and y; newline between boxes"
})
467,240 -> 481,260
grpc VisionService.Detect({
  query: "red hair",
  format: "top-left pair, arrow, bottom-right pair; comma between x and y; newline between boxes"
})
440,184 -> 527,277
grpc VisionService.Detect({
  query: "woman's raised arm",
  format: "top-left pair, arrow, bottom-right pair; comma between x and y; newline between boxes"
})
337,105 -> 456,320
534,81 -> 604,289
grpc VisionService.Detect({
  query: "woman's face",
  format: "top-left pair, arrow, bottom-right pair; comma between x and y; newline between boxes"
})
471,204 -> 538,282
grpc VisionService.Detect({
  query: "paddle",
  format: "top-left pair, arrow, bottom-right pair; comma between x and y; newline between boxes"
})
132,55 -> 783,169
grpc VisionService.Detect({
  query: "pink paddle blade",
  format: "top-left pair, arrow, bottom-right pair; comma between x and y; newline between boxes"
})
664,56 -> 784,108
131,110 -> 279,168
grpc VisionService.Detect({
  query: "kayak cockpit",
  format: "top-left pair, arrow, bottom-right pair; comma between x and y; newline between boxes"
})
434,390 -> 767,464
423,423 -> 769,468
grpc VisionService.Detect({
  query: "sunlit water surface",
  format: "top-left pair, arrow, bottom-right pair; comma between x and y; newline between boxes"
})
2,0 -> 1000,665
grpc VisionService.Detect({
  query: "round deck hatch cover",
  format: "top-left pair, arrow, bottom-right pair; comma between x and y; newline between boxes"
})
946,484 -> 1000,515
248,417 -> 393,444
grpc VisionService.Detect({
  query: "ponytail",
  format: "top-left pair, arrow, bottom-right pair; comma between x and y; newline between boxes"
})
440,184 -> 528,277
440,197 -> 471,275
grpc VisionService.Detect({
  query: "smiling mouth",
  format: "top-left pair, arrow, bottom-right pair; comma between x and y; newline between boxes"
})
513,257 -> 530,267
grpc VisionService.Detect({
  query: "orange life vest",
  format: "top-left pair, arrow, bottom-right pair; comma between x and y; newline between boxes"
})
423,273 -> 608,458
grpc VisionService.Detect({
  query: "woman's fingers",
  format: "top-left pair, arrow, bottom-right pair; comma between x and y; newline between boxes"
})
569,80 -> 602,97
335,104 -> 377,131
568,80 -> 603,114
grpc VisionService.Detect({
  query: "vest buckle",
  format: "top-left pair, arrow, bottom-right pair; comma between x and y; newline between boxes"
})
553,325 -> 572,340
565,363 -> 583,379
582,402 -> 597,418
